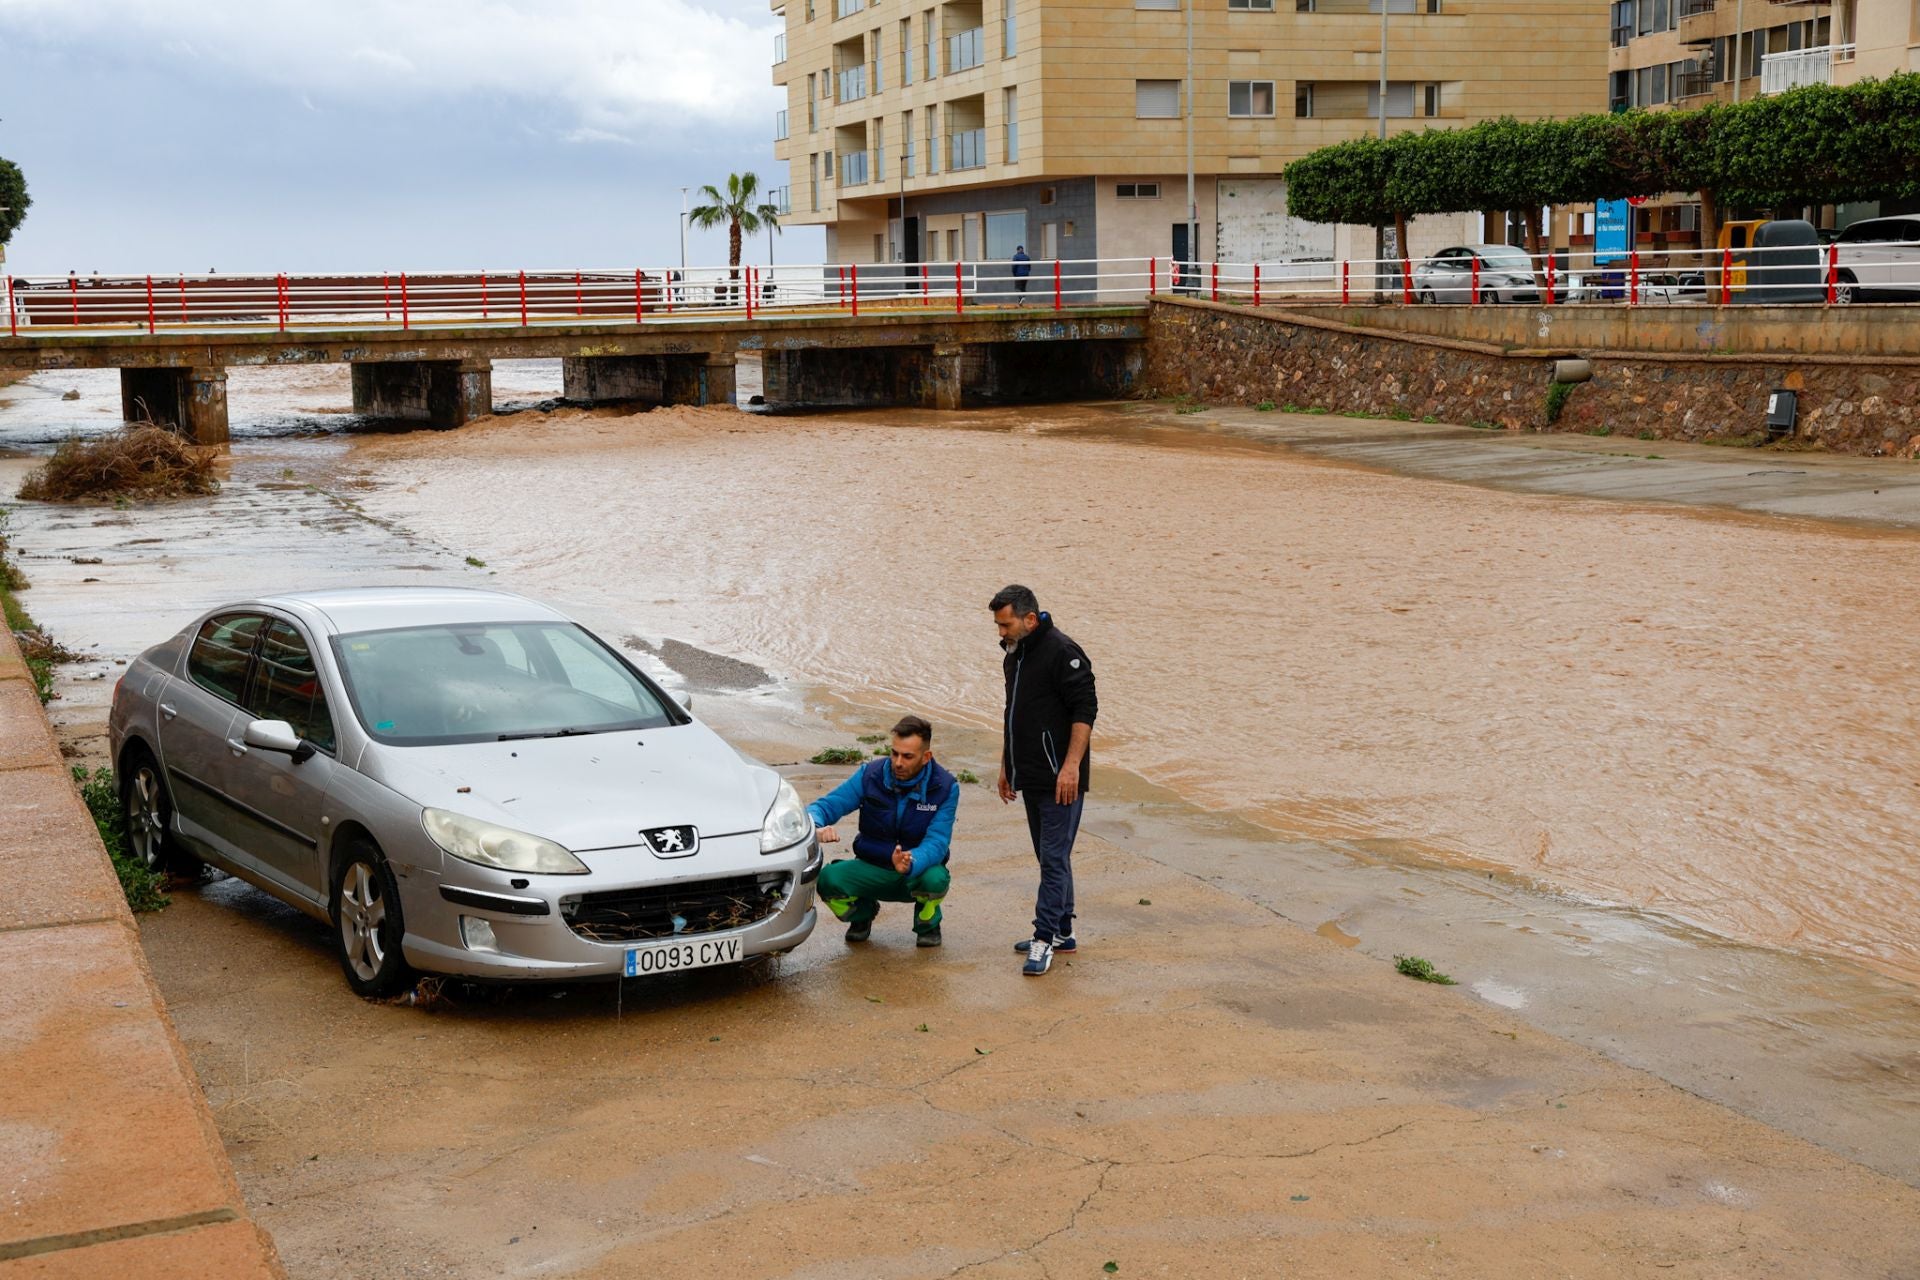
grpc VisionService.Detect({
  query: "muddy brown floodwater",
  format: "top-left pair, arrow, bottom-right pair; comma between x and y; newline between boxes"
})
352,402 -> 1920,988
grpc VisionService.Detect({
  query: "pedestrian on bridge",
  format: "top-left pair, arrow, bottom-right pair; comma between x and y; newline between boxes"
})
807,715 -> 958,948
1012,246 -> 1032,296
991,585 -> 1097,976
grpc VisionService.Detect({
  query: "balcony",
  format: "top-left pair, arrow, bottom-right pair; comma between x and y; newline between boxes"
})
774,32 -> 787,64
949,128 -> 986,170
1675,69 -> 1717,97
1676,0 -> 1715,46
840,150 -> 870,186
946,27 -> 985,72
1760,43 -> 1852,92
837,64 -> 867,103
769,186 -> 792,214
775,109 -> 789,140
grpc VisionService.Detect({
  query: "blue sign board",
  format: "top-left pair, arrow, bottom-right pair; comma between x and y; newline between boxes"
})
1595,198 -> 1630,264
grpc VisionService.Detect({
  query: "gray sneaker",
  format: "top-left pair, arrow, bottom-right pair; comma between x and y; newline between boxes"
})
1022,938 -> 1054,976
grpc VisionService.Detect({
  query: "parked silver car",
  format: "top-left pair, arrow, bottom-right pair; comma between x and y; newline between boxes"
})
108,587 -> 820,996
1832,215 -> 1920,302
1413,244 -> 1542,305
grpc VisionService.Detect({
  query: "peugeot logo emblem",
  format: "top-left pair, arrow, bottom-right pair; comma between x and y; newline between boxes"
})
642,825 -> 699,857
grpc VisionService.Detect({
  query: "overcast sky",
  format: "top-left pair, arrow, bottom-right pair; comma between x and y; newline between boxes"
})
0,0 -> 820,275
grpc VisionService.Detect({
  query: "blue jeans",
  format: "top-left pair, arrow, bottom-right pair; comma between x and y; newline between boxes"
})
1022,792 -> 1083,942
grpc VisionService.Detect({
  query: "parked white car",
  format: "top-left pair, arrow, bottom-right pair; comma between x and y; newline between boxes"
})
1832,216 -> 1920,302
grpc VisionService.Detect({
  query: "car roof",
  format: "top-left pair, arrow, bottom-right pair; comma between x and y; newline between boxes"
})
247,587 -> 569,636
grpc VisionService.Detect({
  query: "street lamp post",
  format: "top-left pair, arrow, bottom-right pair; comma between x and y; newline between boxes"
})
679,186 -> 689,285
1376,0 -> 1391,298
1184,0 -> 1197,293
1732,0 -> 1744,104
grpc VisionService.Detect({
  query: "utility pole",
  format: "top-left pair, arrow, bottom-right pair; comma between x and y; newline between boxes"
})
1732,0 -> 1744,103
1184,0 -> 1197,292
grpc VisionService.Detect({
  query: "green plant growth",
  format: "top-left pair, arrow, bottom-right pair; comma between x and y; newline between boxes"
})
856,733 -> 885,743
72,766 -> 170,913
0,156 -> 28,246
687,172 -> 782,288
1545,381 -> 1574,424
1255,400 -> 1276,411
1394,954 -> 1457,985
1582,424 -> 1613,437
955,769 -> 981,785
810,746 -> 865,765
1636,429 -> 1659,440
464,555 -> 486,568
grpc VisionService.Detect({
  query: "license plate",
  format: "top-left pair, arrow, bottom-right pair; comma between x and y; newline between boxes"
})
624,935 -> 742,977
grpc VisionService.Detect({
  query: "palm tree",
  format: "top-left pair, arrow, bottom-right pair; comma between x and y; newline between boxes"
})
688,173 -> 781,297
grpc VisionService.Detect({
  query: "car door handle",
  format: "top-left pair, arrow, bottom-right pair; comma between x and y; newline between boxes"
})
159,703 -> 178,720
226,737 -> 248,756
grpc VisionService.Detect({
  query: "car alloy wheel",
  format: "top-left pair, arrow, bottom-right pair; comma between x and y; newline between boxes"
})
332,845 -> 413,998
119,753 -> 199,877
1833,274 -> 1856,305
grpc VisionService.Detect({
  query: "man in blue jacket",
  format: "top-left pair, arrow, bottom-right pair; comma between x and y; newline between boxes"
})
807,714 -> 959,947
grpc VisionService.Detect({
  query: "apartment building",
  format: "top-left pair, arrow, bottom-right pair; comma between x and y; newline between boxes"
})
1608,0 -> 1920,235
769,0 -> 1606,278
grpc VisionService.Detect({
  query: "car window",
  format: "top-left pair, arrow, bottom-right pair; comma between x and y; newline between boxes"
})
187,613 -> 264,705
332,621 -> 680,746
1899,221 -> 1920,245
247,620 -> 336,753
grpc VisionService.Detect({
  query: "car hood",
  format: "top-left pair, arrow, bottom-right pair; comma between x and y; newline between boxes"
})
357,723 -> 778,853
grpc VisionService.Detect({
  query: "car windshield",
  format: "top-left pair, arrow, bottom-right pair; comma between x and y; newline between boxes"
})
1476,248 -> 1533,271
332,621 -> 681,746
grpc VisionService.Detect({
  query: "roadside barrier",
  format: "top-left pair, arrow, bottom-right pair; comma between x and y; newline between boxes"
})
3,241 -> 1909,337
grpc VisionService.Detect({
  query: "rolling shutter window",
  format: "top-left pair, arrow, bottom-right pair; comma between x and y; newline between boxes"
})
1136,79 -> 1180,117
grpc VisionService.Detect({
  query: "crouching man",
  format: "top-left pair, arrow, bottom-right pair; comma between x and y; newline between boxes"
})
807,715 -> 958,948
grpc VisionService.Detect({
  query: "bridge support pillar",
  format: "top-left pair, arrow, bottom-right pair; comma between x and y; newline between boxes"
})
119,366 -> 229,445
923,344 -> 965,411
562,355 -> 664,406
351,360 -> 491,429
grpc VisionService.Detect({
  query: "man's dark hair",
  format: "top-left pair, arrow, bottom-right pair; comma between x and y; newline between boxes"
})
892,714 -> 933,746
989,584 -> 1040,617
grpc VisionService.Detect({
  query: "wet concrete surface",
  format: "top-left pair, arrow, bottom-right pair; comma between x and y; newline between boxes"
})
7,381 -> 1920,1274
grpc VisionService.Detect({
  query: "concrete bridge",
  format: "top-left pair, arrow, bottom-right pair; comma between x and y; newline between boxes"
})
0,307 -> 1149,443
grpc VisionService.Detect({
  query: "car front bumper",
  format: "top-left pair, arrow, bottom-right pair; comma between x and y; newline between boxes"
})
396,833 -> 823,981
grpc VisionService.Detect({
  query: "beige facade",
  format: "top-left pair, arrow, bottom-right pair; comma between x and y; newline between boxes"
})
770,0 -> 1606,270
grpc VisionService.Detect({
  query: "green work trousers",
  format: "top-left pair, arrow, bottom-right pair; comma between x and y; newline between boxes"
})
817,858 -> 950,934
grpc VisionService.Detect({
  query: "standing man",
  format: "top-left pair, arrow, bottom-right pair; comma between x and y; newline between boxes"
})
808,715 -> 958,948
1011,245 -> 1033,295
990,585 -> 1097,975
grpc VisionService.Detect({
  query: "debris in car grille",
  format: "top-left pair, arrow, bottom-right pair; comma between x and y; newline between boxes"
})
560,874 -> 788,943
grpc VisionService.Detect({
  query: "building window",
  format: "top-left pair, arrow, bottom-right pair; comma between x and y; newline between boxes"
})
1611,0 -> 1634,46
1294,83 -> 1313,116
836,0 -> 863,18
947,25 -> 985,71
1423,82 -> 1440,116
1136,79 -> 1181,118
1229,0 -> 1274,9
1004,87 -> 1019,162
775,108 -> 789,140
1116,182 -> 1161,198
985,210 -> 1026,259
1004,3 -> 1017,54
1229,80 -> 1275,116
1041,221 -> 1059,258
1367,80 -> 1416,117
1137,0 -> 1179,10
775,32 -> 787,63
903,109 -> 915,175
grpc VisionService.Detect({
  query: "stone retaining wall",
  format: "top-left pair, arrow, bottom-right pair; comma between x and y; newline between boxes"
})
1143,299 -> 1920,457
0,628 -> 282,1276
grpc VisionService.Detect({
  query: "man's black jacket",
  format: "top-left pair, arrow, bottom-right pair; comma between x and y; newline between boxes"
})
1001,613 -> 1097,796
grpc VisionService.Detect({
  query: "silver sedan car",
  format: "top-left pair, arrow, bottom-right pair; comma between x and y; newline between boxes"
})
1413,244 -> 1543,305
107,587 -> 821,996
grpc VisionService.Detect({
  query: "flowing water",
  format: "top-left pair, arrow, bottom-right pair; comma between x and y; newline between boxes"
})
5,367 -> 1920,990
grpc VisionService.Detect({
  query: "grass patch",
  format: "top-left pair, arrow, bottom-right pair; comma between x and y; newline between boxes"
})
1467,421 -> 1499,431
873,745 -> 888,756
809,746 -> 865,765
17,427 -> 220,503
71,766 -> 170,913
955,769 -> 981,785
1545,381 -> 1573,425
464,555 -> 487,568
1581,425 -> 1613,437
1394,954 -> 1456,985
1636,429 -> 1659,441
1255,400 -> 1276,412
856,733 -> 885,744
1174,402 -> 1206,415
1421,415 -> 1438,424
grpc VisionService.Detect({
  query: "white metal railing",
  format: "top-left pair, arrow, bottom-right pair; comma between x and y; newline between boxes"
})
774,32 -> 786,63
774,109 -> 789,141
4,242 -> 1913,341
1761,44 -> 1853,93
840,149 -> 870,185
946,27 -> 984,71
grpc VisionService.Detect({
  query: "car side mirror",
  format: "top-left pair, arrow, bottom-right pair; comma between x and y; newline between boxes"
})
243,718 -> 314,763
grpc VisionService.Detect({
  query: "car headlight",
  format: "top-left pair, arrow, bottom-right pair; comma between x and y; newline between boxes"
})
422,808 -> 589,875
760,779 -> 812,853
